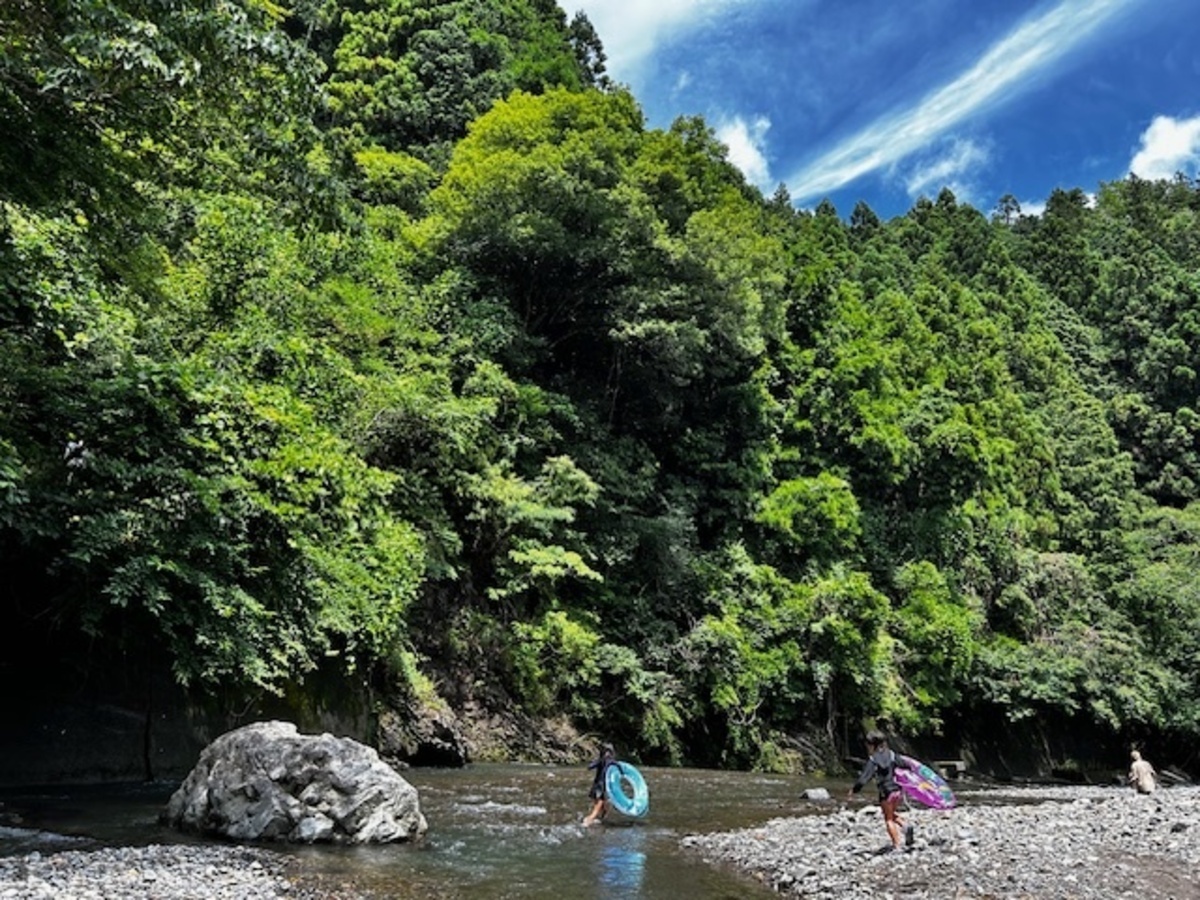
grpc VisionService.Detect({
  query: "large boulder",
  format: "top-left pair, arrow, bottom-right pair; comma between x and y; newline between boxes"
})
163,720 -> 427,843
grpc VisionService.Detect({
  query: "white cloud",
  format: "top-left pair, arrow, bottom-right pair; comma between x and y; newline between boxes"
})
1129,115 -> 1200,180
568,0 -> 752,79
1013,192 -> 1094,218
903,138 -> 990,199
717,115 -> 773,189
784,0 -> 1138,203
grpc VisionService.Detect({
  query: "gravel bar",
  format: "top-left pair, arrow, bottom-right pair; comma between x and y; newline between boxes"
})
0,842 -> 371,900
682,785 -> 1200,899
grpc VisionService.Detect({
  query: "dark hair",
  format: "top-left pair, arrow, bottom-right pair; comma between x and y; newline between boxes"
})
865,729 -> 888,748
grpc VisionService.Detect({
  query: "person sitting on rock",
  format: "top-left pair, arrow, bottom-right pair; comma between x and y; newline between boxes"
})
847,730 -> 916,852
1128,750 -> 1158,794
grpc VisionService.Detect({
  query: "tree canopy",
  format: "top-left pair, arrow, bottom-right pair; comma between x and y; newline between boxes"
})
4,0 -> 1200,769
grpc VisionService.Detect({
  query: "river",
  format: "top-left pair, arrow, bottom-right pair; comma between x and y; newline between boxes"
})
0,763 -> 843,899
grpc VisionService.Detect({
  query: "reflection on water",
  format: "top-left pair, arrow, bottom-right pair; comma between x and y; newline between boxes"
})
1,764 -> 841,899
597,828 -> 646,896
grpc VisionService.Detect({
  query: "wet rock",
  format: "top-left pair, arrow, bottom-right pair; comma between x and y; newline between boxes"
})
164,720 -> 426,843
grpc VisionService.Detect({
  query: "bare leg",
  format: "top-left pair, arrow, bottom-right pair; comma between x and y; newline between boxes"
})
583,799 -> 605,826
881,793 -> 905,848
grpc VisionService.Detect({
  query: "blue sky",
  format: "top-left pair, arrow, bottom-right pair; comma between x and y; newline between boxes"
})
567,0 -> 1200,219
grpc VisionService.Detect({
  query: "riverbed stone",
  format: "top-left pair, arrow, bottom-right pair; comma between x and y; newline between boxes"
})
163,720 -> 426,843
683,784 -> 1200,900
0,844 -> 316,899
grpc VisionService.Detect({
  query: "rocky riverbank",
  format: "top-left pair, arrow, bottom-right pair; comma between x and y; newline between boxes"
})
0,843 -> 374,900
682,784 -> 1200,899
3,784 -> 1197,898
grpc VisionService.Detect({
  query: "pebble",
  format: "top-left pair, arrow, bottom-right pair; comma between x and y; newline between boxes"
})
4,785 -> 1196,898
682,784 -> 1200,899
0,844 -> 332,899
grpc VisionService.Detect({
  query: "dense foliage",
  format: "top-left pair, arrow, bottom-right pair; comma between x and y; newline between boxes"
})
3,0 -> 1199,768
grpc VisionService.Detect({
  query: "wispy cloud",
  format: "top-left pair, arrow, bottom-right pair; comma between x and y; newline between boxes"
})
568,0 -> 753,79
903,138 -> 990,200
1129,114 -> 1200,180
717,115 -> 773,189
784,0 -> 1139,204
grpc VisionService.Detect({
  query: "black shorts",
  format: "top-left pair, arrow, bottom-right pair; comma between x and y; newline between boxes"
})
588,784 -> 605,801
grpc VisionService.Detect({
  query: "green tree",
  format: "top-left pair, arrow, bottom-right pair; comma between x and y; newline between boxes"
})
0,0 -> 325,215
322,0 -> 594,159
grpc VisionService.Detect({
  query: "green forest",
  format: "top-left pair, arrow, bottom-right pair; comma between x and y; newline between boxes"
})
3,0 -> 1199,772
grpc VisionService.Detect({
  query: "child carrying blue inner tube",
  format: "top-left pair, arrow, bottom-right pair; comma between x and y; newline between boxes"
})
583,742 -> 618,826
605,760 -> 649,817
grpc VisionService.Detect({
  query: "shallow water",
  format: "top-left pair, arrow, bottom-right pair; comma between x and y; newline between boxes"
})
0,764 -> 845,899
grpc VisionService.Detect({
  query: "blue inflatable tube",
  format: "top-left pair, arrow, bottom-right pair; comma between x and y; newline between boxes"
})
605,761 -> 650,818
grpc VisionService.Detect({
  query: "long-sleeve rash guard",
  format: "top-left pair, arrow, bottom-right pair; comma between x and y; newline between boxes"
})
851,748 -> 911,801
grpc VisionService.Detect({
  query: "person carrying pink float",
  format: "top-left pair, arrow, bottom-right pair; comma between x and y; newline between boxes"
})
847,730 -> 917,852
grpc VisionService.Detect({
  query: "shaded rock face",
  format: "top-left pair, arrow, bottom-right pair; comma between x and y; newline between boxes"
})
376,705 -> 471,768
163,720 -> 427,843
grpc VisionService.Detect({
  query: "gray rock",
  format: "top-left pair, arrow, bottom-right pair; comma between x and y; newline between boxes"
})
376,705 -> 471,768
164,720 -> 426,843
683,785 -> 1200,900
0,844 -> 315,900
